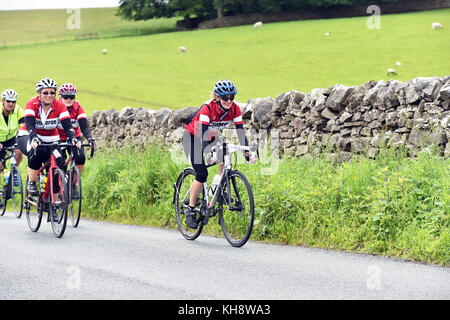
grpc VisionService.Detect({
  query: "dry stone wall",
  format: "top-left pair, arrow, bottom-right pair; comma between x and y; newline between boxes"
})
89,76 -> 450,159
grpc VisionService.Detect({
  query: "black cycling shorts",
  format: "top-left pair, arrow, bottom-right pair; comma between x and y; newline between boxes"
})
61,145 -> 86,167
0,136 -> 17,162
181,130 -> 223,184
17,135 -> 65,171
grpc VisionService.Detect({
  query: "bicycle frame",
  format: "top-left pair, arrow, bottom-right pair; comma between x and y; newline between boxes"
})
0,145 -> 22,212
174,142 -> 255,219
202,143 -> 251,214
25,143 -> 71,207
1,146 -> 18,176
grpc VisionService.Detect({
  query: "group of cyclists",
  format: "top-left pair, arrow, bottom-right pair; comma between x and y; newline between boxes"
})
0,77 -> 95,202
2,77 -> 254,231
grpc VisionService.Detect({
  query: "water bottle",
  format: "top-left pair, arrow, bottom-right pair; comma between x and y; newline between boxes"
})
209,174 -> 221,197
4,170 -> 10,186
40,174 -> 47,190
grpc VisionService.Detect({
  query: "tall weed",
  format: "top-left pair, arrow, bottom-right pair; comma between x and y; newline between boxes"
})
80,144 -> 449,266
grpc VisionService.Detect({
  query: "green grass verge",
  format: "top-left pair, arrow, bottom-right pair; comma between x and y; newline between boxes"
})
0,8 -> 449,114
78,144 -> 449,266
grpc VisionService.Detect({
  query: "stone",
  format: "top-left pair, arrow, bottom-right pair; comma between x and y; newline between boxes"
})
250,97 -> 274,129
321,107 -> 338,120
326,85 -> 353,112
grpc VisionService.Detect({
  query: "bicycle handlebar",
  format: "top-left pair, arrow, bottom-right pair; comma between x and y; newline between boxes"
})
2,145 -> 18,152
207,142 -> 258,168
211,142 -> 257,154
30,142 -> 95,159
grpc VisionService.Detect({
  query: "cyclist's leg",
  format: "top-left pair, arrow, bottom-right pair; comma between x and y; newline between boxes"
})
182,130 -> 207,207
74,146 -> 86,175
60,146 -> 69,171
27,145 -> 51,194
17,135 -> 46,177
203,135 -> 226,174
14,150 -> 23,166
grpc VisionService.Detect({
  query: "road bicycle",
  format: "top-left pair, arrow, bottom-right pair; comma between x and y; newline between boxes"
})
0,144 -> 23,218
174,142 -> 256,247
25,142 -> 72,238
63,143 -> 95,228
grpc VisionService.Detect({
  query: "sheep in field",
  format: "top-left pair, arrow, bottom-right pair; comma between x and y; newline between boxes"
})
432,22 -> 443,30
178,46 -> 187,53
387,68 -> 397,76
253,21 -> 263,28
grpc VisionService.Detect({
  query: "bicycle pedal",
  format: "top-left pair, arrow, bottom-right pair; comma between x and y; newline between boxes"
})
201,216 -> 209,226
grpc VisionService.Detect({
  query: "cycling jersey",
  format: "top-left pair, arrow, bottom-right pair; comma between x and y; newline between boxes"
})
57,101 -> 87,141
19,95 -> 70,142
0,105 -> 24,142
185,99 -> 243,140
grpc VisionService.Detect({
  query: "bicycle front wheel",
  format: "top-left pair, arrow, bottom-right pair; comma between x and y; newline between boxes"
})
10,168 -> 24,218
174,168 -> 203,240
49,168 -> 68,238
219,170 -> 255,247
68,166 -> 82,227
25,176 -> 42,232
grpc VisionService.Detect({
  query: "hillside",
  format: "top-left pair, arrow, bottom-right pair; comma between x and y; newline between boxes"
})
0,7 -> 177,46
0,8 -> 449,114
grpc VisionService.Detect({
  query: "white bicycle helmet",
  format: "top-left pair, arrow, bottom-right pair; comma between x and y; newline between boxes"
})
1,89 -> 18,101
35,77 -> 58,92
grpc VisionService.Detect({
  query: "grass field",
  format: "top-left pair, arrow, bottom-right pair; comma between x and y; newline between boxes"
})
0,7 -> 178,46
0,8 -> 449,114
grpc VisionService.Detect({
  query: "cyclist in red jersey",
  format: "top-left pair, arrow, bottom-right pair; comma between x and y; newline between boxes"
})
17,78 -> 81,196
57,83 -> 95,175
182,79 -> 254,229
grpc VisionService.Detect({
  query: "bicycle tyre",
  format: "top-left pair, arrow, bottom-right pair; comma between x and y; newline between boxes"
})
49,168 -> 68,238
174,168 -> 203,240
68,166 -> 82,227
219,170 -> 255,247
25,176 -> 43,232
0,182 -> 6,216
10,168 -> 24,218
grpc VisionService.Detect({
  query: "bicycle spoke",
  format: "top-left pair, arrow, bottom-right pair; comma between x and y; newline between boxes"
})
11,169 -> 24,218
174,168 -> 203,240
49,169 -> 68,238
69,167 -> 82,227
25,176 -> 42,232
220,171 -> 254,247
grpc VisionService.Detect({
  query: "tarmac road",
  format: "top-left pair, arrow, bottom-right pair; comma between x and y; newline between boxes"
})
1,214 -> 449,300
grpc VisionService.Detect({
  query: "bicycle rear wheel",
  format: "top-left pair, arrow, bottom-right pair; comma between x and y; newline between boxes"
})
68,166 -> 82,227
25,176 -> 43,232
219,170 -> 255,247
10,168 -> 24,218
49,168 -> 68,238
174,168 -> 203,240
0,182 -> 6,216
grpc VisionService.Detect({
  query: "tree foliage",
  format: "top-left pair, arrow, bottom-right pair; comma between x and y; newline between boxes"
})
118,0 -> 406,20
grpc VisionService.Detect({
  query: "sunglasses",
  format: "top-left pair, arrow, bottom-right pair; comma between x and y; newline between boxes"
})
62,95 -> 75,100
6,100 -> 16,103
41,91 -> 56,95
219,94 -> 235,102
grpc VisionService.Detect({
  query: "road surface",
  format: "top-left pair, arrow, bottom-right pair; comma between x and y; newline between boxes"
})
1,214 -> 449,300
